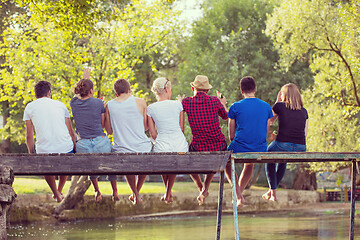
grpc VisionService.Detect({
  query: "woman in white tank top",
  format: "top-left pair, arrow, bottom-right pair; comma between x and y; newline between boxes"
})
147,77 -> 188,203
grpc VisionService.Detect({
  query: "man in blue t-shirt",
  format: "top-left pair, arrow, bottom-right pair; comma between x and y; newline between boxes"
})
225,76 -> 273,207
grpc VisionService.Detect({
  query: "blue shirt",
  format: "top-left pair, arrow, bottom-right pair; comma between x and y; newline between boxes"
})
70,97 -> 106,139
227,98 -> 273,153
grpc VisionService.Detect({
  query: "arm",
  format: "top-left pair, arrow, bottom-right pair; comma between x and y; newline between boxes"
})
104,104 -> 113,135
25,120 -> 35,154
304,119 -> 309,138
266,118 -> 272,139
143,106 -> 149,131
101,113 -> 105,129
134,97 -> 148,131
269,110 -> 278,126
65,117 -> 77,150
217,91 -> 228,112
179,111 -> 185,133
147,116 -> 157,140
228,118 -> 236,141
83,68 -> 91,79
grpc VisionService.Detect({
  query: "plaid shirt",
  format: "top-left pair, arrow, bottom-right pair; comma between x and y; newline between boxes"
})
182,92 -> 228,151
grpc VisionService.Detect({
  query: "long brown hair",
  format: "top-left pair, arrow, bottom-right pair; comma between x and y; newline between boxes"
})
74,79 -> 94,98
280,83 -> 303,110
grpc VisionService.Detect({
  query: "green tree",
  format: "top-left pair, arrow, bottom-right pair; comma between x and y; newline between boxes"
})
175,0 -> 312,140
174,0 -> 314,189
266,0 -> 360,172
0,0 -> 181,149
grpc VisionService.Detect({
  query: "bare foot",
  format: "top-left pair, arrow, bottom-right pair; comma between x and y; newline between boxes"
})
54,193 -> 64,203
128,194 -> 134,203
133,195 -> 142,205
165,193 -> 173,204
112,193 -> 120,202
129,194 -> 142,205
262,191 -> 271,202
197,191 -> 209,206
269,195 -> 278,202
160,194 -> 166,202
95,191 -> 102,202
237,194 -> 245,208
52,192 -> 64,203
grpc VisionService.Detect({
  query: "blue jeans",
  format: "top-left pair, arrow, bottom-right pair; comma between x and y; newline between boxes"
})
265,141 -> 306,190
76,136 -> 116,181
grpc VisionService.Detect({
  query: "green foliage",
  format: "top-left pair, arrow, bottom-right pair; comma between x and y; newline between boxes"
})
174,0 -> 313,142
0,0 -> 181,146
10,0 -> 176,34
266,0 -> 360,171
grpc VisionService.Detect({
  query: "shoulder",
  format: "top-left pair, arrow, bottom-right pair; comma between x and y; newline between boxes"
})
90,97 -> 103,106
256,98 -> 270,106
229,100 -> 242,109
52,98 -> 67,107
302,107 -> 308,115
170,100 -> 182,106
182,96 -> 191,103
134,97 -> 147,107
147,101 -> 157,109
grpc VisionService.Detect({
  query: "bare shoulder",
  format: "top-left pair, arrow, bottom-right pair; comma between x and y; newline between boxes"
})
134,97 -> 147,105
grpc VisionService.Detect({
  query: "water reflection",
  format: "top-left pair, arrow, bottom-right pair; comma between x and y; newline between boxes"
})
8,209 -> 359,240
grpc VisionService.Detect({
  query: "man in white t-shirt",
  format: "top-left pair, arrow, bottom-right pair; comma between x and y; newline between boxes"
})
23,81 -> 76,202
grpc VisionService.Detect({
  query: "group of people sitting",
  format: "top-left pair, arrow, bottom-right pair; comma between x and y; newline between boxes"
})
23,70 -> 308,207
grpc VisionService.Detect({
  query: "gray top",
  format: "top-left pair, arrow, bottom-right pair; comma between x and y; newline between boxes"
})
70,97 -> 105,139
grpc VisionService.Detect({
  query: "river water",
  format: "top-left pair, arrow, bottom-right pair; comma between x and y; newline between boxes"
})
7,209 -> 359,240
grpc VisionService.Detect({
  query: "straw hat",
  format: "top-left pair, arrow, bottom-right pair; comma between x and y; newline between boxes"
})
190,75 -> 212,90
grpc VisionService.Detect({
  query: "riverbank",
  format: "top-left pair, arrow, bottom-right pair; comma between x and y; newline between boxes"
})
8,187 -> 344,223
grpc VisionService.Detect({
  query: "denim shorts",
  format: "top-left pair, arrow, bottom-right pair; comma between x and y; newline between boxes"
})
76,136 -> 115,181
267,140 -> 306,152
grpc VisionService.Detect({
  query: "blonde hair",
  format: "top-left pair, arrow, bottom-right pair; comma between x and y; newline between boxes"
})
151,77 -> 171,97
280,83 -> 303,110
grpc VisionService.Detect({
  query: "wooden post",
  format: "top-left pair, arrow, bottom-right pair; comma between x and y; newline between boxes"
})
349,160 -> 357,240
231,158 -> 239,240
0,166 -> 17,240
216,171 -> 224,240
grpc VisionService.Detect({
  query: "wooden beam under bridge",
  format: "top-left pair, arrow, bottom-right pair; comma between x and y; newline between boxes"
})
231,152 -> 360,240
0,151 -> 231,240
0,152 -> 231,176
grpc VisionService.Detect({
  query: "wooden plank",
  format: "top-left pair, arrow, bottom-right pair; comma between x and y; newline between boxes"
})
0,152 -> 231,175
232,152 -> 360,163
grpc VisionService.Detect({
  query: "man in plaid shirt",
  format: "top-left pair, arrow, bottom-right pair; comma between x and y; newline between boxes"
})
181,75 -> 228,205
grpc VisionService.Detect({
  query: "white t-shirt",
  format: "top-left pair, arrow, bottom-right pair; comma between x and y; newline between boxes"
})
23,97 -> 74,153
147,100 -> 188,152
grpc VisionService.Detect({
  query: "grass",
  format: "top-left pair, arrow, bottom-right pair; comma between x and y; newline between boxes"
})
13,176 -> 232,196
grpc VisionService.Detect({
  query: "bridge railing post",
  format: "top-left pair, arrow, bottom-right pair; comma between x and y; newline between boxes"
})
0,166 -> 17,240
349,159 -> 357,240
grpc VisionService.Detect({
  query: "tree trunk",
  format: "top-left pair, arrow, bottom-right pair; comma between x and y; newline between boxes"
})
54,176 -> 91,215
292,164 -> 317,190
0,101 -> 11,154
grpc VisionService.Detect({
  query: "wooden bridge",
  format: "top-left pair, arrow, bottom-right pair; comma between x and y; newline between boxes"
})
231,152 -> 360,240
0,151 -> 359,240
0,152 -> 230,240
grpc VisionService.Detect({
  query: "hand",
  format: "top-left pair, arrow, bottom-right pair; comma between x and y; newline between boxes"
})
177,94 -> 185,102
217,90 -> 227,105
99,96 -> 105,105
83,68 -> 91,79
276,91 -> 282,102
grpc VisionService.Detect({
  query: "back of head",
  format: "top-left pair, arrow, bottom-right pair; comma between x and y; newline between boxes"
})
151,77 -> 171,97
34,81 -> 51,98
240,76 -> 256,94
113,79 -> 130,96
281,83 -> 303,110
74,79 -> 94,98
